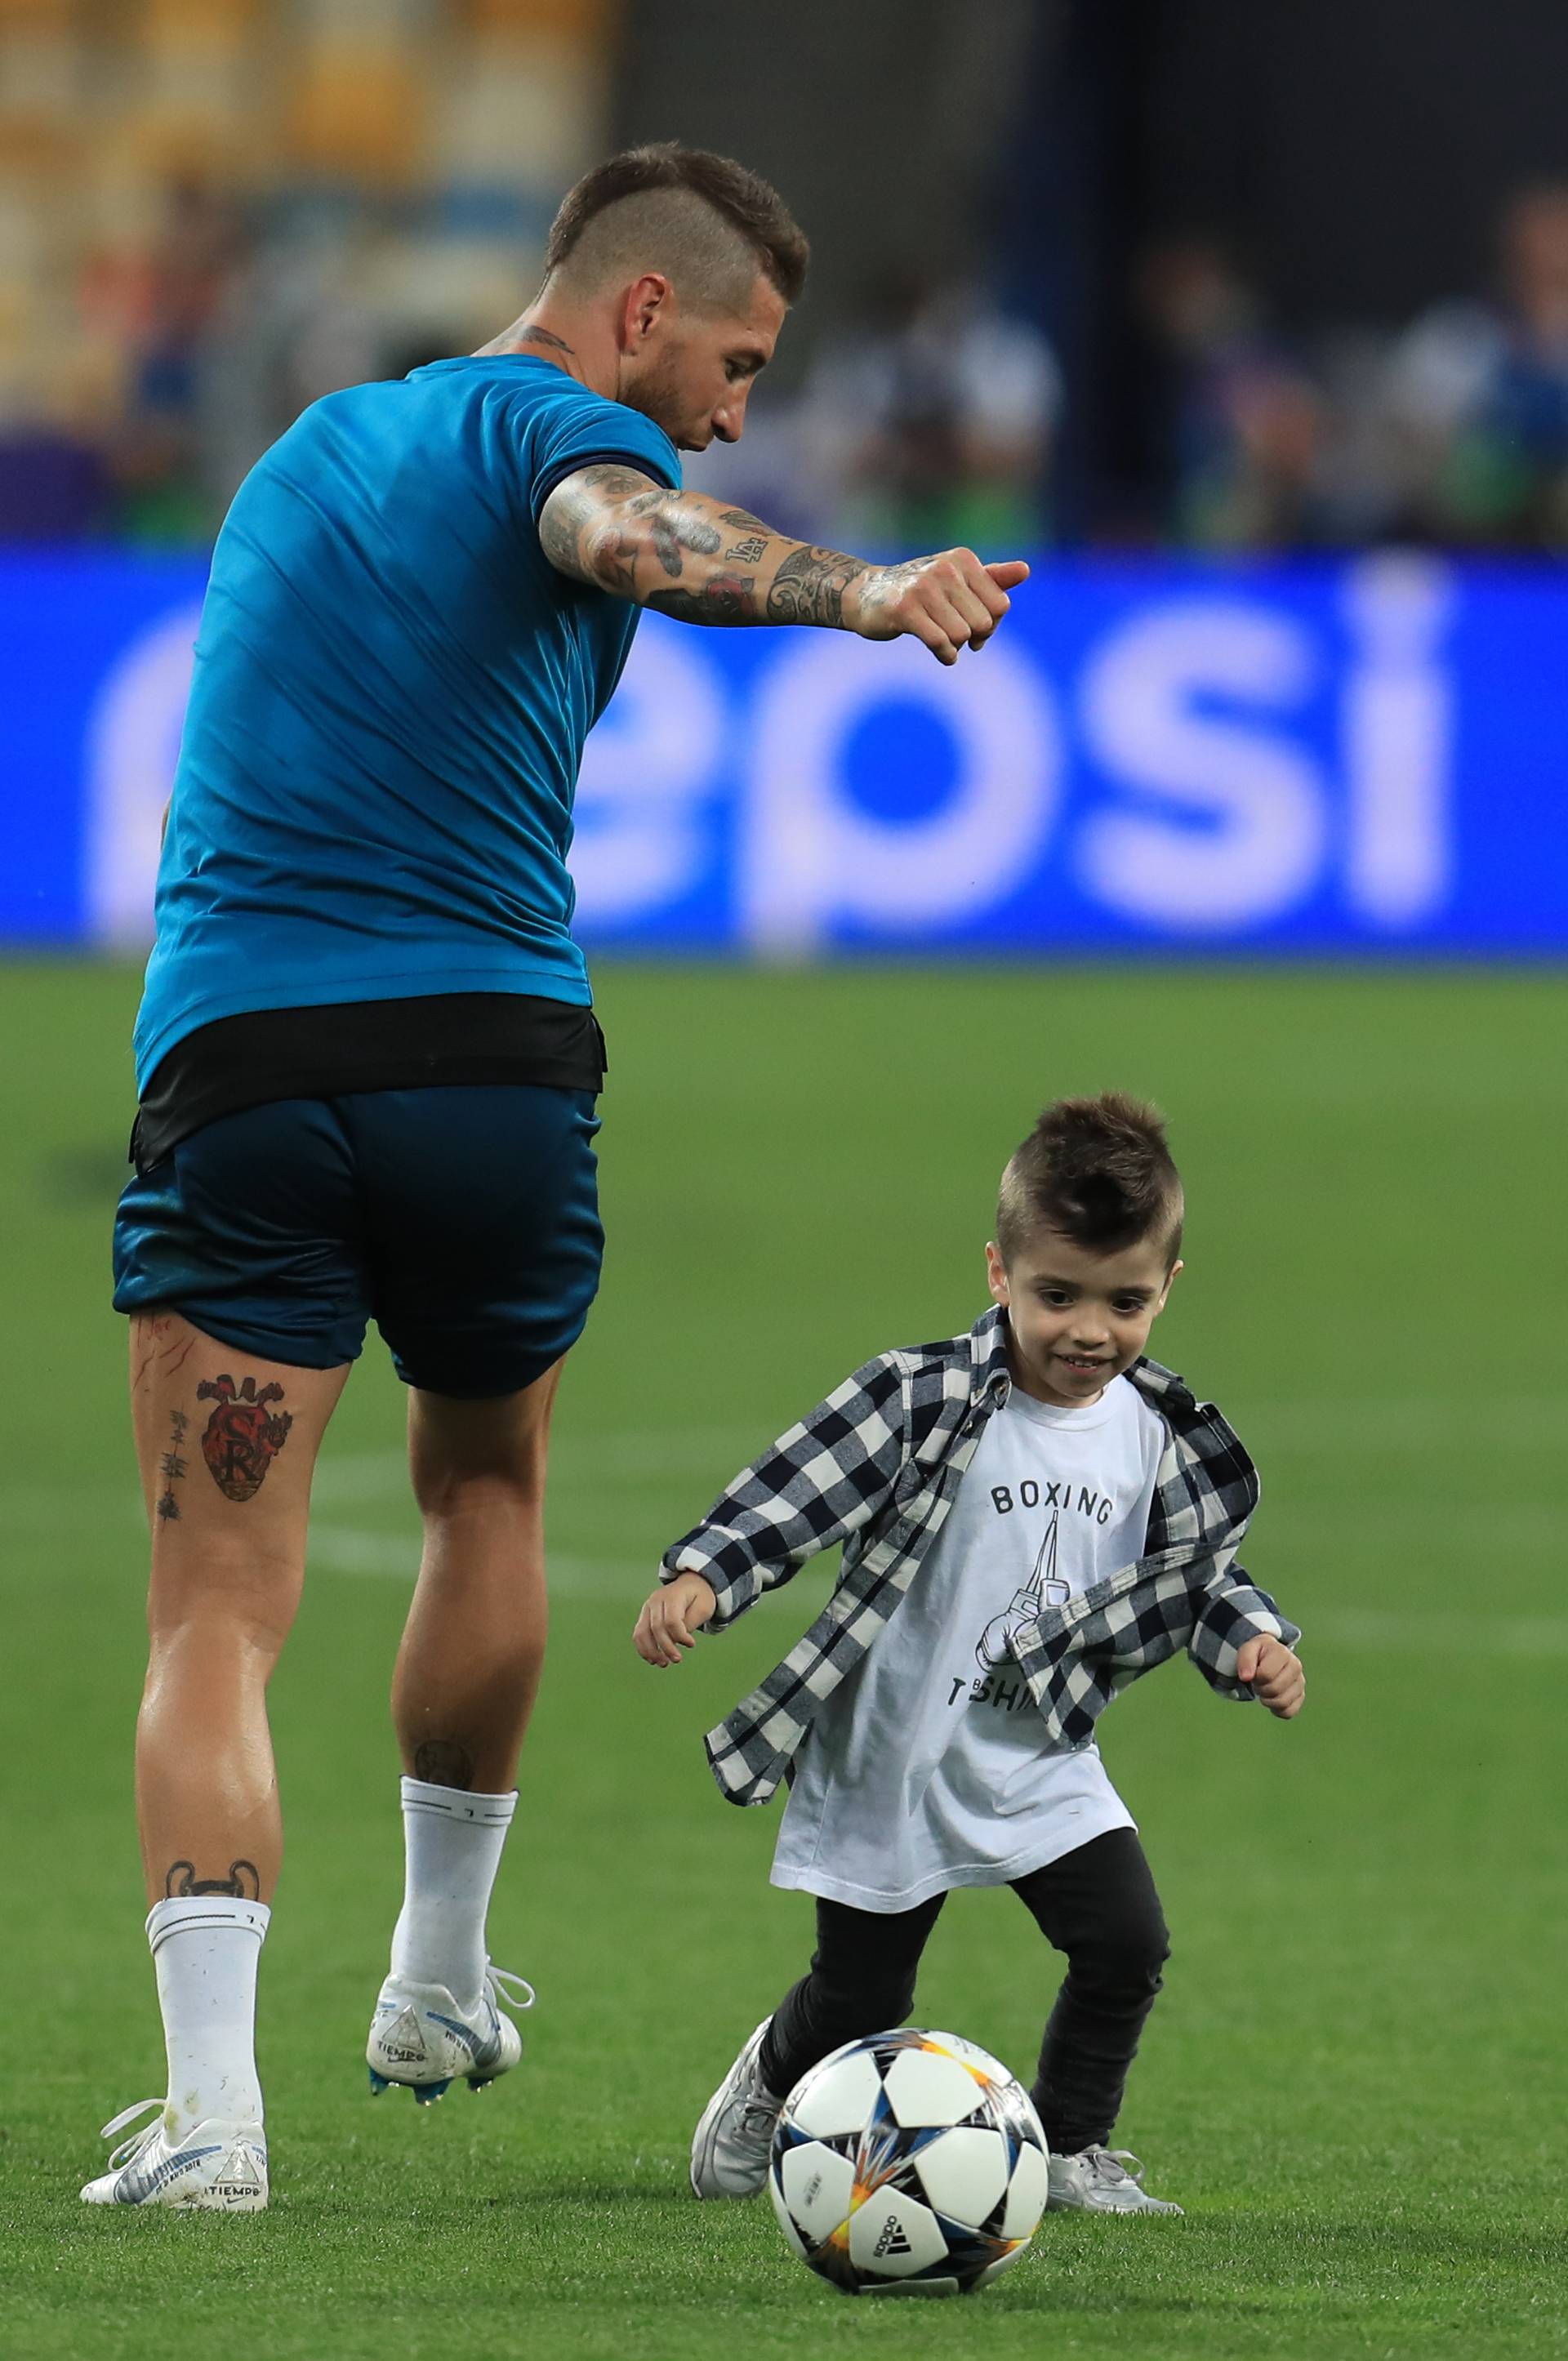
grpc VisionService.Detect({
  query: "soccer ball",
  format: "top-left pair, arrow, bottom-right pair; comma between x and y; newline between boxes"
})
768,2028 -> 1049,2297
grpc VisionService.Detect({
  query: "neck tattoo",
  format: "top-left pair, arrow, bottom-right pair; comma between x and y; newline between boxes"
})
518,324 -> 577,359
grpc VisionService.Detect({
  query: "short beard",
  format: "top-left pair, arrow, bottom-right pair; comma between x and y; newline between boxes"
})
617,343 -> 689,443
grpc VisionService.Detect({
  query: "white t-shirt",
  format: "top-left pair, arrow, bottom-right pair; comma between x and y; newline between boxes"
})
772,1374 -> 1166,1913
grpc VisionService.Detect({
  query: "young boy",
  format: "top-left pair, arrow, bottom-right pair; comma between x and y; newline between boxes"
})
634,1092 -> 1303,2217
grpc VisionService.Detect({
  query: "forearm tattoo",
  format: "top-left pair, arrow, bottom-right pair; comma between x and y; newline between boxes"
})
540,468 -> 869,631
648,573 -> 760,625
165,1859 -> 261,1899
765,545 -> 868,627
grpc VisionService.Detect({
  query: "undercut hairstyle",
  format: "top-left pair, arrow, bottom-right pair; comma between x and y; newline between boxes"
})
542,142 -> 809,314
996,1093 -> 1184,1269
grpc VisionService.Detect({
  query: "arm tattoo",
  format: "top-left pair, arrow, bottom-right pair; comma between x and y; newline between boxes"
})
766,546 -> 868,628
166,1859 -> 261,1899
570,464 -> 652,497
413,1740 -> 475,1790
538,464 -> 662,580
648,573 -> 759,625
583,526 -> 640,599
540,470 -> 868,633
649,509 -> 721,577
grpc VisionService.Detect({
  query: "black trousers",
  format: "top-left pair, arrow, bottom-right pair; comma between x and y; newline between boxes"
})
757,1828 -> 1169,2156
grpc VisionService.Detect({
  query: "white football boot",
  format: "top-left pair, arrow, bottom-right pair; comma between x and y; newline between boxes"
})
81,2099 -> 268,2212
690,2019 -> 785,2198
367,1962 -> 535,2103
1047,2145 -> 1183,2215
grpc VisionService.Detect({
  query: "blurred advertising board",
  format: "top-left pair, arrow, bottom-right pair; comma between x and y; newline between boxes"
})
2,550 -> 1565,956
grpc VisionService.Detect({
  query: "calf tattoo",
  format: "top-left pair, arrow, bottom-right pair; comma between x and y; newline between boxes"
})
414,1740 -> 475,1791
155,1408 -> 190,1522
165,1859 -> 261,1899
195,1374 -> 293,1503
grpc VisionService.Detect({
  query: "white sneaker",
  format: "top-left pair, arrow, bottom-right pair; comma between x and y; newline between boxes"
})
367,1962 -> 535,2103
1047,2145 -> 1183,2216
690,2019 -> 784,2199
81,2099 -> 268,2212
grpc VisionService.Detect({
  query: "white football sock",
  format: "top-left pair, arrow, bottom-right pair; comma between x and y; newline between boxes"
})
390,1777 -> 516,2005
146,1894 -> 270,2138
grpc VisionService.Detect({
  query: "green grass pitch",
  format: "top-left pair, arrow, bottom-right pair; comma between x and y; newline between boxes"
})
2,958 -> 1566,2361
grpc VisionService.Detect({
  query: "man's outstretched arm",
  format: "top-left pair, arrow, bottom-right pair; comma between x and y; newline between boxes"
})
537,463 -> 1028,666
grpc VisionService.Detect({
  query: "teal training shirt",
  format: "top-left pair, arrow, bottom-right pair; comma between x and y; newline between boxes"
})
134,355 -> 681,1091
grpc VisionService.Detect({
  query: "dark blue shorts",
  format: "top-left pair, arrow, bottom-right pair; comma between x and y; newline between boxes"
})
112,1085 -> 603,1397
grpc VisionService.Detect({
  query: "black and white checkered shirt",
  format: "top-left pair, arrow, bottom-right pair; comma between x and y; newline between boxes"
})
662,1305 -> 1298,1806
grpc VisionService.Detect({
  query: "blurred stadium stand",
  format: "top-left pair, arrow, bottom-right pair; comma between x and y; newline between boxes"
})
0,0 -> 613,539
1,0 -> 1565,552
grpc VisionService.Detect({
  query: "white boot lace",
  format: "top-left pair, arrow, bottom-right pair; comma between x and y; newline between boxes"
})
484,1964 -> 537,2018
97,2099 -> 168,2172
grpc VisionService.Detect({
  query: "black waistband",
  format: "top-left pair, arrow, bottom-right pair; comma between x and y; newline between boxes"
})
132,992 -> 606,1171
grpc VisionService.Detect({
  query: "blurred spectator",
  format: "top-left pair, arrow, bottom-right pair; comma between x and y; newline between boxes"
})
1384,182 -> 1568,549
793,272 -> 1062,552
1136,239 -> 1348,550
82,177 -> 251,546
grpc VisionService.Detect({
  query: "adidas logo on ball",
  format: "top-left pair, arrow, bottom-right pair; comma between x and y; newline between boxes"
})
872,2213 -> 912,2259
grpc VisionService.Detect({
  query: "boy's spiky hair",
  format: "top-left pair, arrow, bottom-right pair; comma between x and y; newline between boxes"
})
996,1093 -> 1184,1267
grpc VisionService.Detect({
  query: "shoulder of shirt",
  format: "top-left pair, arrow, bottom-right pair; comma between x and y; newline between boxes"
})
399,358 -> 670,438
871,1307 -> 1009,1417
885,1304 -> 1004,1368
1125,1355 -> 1253,1452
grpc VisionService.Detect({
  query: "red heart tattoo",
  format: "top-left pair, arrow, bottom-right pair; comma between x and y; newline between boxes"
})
195,1374 -> 294,1503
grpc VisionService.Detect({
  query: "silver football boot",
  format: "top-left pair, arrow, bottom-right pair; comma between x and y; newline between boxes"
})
690,2019 -> 785,2198
1047,2145 -> 1183,2215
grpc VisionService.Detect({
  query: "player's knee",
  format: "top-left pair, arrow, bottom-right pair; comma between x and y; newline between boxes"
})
408,1387 -> 556,1518
1071,1900 -> 1170,2000
412,1463 -> 544,1526
146,1577 -> 301,1664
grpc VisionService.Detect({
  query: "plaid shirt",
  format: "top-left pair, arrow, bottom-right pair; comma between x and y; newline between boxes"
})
662,1305 -> 1298,1807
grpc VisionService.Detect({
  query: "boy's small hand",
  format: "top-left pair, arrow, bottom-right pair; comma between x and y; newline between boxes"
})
1236,1634 -> 1305,1719
634,1572 -> 718,1666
